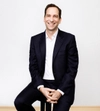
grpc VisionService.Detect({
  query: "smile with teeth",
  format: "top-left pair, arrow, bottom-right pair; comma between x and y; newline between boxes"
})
48,22 -> 55,26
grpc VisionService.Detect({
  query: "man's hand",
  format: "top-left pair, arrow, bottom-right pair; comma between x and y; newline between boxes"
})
47,90 -> 62,103
39,87 -> 57,103
39,87 -> 62,104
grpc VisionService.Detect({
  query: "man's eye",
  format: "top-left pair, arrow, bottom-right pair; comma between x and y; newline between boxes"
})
54,15 -> 58,18
47,15 -> 51,17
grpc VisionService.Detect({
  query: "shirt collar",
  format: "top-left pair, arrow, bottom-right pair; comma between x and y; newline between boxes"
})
45,29 -> 58,39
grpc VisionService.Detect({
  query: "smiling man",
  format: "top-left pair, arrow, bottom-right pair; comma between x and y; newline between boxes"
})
44,6 -> 61,36
14,4 -> 79,111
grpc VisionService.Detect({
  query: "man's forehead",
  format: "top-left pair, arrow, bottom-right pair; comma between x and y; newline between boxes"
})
46,7 -> 59,14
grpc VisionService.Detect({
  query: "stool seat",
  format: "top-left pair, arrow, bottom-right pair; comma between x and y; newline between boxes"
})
40,101 -> 51,111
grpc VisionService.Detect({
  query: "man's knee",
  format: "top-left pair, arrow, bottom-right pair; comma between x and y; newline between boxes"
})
14,96 -> 24,109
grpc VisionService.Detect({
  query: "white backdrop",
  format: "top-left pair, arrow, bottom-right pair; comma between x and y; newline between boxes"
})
0,0 -> 100,106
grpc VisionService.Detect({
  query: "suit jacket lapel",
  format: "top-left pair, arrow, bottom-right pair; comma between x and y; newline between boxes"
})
39,32 -> 46,64
53,30 -> 64,61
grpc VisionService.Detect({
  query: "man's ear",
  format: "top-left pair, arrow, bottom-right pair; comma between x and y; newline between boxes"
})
59,18 -> 62,24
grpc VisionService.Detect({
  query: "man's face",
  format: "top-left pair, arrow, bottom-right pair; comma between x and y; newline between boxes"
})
44,7 -> 61,32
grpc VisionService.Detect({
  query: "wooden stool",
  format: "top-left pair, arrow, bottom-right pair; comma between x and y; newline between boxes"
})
40,101 -> 51,111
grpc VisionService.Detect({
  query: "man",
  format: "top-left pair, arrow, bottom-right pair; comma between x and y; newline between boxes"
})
14,3 -> 79,111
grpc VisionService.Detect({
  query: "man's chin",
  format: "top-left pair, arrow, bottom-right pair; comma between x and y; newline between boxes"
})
47,28 -> 57,32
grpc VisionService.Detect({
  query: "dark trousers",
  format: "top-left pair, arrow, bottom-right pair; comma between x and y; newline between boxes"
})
14,80 -> 71,111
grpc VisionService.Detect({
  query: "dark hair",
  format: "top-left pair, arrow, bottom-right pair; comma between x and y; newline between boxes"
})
44,3 -> 62,18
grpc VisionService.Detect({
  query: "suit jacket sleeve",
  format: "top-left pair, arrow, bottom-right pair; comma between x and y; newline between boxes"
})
58,35 -> 79,93
29,37 -> 44,88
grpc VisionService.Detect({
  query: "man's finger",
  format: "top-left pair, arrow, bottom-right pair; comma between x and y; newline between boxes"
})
47,99 -> 58,104
48,92 -> 53,96
46,88 -> 55,92
47,96 -> 58,101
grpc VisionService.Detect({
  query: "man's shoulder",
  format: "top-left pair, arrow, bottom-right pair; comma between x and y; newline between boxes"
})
31,31 -> 45,40
59,29 -> 75,37
58,29 -> 75,41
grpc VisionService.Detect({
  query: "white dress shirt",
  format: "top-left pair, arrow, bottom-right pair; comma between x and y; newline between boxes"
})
43,30 -> 58,80
38,29 -> 64,95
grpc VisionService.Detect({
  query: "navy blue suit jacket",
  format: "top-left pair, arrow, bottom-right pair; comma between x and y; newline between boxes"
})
29,29 -> 79,104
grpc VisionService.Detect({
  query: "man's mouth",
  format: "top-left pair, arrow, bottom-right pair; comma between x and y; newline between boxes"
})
48,22 -> 55,26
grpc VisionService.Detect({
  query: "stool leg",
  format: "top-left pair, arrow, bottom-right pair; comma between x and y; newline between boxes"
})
46,102 -> 51,111
41,101 -> 45,111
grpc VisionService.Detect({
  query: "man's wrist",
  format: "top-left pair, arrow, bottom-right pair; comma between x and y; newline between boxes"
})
57,89 -> 64,95
37,85 -> 44,90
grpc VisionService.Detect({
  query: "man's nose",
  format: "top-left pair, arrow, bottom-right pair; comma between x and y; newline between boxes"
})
50,16 -> 54,22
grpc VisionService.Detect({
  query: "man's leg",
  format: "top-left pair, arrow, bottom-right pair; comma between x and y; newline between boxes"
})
53,95 -> 71,111
14,82 -> 45,111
